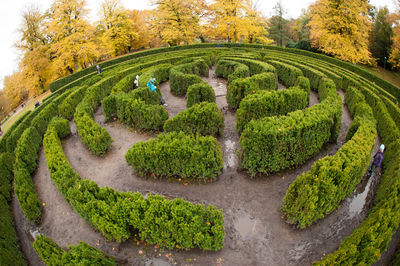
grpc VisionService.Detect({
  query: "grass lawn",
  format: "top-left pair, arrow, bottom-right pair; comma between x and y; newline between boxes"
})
359,64 -> 400,88
1,91 -> 51,134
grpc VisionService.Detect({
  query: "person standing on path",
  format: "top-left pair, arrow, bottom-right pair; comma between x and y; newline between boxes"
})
369,144 -> 385,175
147,77 -> 168,107
96,65 -> 102,74
134,74 -> 140,88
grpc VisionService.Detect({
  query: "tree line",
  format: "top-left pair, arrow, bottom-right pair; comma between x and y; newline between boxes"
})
1,0 -> 400,121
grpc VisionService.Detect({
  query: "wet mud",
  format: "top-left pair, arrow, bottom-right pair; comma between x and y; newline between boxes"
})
12,67 -> 399,265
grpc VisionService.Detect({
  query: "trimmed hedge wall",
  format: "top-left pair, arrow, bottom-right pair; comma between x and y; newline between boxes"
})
0,153 -> 14,201
215,59 -> 250,84
239,92 -> 341,176
111,72 -> 138,94
236,88 -> 308,133
59,86 -> 87,120
267,60 -> 303,87
0,110 -> 31,153
14,127 -> 42,224
282,118 -> 376,228
126,131 -> 223,181
226,72 -> 277,109
222,57 -> 275,76
169,59 -> 209,96
164,102 -> 224,136
138,63 -> 172,88
33,235 -> 116,265
31,103 -> 58,136
44,125 -> 225,249
186,83 -> 216,108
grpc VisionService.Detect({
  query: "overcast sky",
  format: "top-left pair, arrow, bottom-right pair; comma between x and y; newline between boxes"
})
0,0 -> 397,90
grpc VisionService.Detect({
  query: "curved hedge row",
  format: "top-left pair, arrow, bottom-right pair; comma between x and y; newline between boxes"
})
215,59 -> 250,83
164,102 -> 224,137
221,57 -> 275,76
226,72 -> 277,109
33,235 -> 116,265
186,83 -> 216,108
264,60 -> 302,87
236,87 -> 308,133
0,111 -> 31,153
126,131 -> 223,181
59,86 -> 87,120
44,124 -> 225,249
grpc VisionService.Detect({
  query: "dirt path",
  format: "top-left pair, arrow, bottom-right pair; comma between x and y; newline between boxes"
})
14,68 -> 398,265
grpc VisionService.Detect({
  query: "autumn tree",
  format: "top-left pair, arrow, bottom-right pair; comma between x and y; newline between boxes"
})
268,1 -> 290,47
207,0 -> 271,43
16,5 -> 52,95
97,0 -> 138,56
308,0 -> 372,64
128,10 -> 154,49
3,72 -> 29,108
389,0 -> 400,68
48,0 -> 98,76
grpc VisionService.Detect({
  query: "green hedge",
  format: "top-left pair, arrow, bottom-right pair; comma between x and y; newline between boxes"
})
59,86 -> 87,120
48,117 -> 70,139
226,72 -> 277,109
33,235 -> 116,265
239,96 -> 341,176
14,127 -> 42,224
222,57 -> 275,75
111,72 -> 138,94
0,153 -> 14,201
0,111 -> 31,153
126,131 -> 223,181
215,59 -> 250,84
0,196 -> 26,266
169,59 -> 209,96
164,102 -> 224,136
6,112 -> 35,154
138,63 -> 172,88
44,125 -> 225,249
236,88 -> 308,133
267,60 -> 303,87
186,83 -> 216,108
31,103 -> 58,136
295,76 -> 311,98
282,117 -> 376,228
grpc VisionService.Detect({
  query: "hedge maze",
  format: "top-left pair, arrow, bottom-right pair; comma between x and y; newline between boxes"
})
1,44 -> 400,265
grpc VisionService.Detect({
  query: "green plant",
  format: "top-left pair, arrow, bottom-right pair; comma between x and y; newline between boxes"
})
186,83 -> 216,108
215,59 -> 250,83
59,86 -> 87,120
267,60 -> 303,87
164,102 -> 224,136
126,131 -> 223,181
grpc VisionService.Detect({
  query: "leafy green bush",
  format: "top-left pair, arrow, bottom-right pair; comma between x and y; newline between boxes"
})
48,117 -> 70,139
223,57 -> 275,75
74,112 -> 113,156
6,112 -> 35,154
59,86 -> 87,120
226,72 -> 277,109
239,97 -> 341,176
164,102 -> 224,136
215,59 -> 250,83
282,118 -> 376,228
138,63 -> 172,88
0,153 -> 14,201
186,83 -> 216,108
267,60 -> 303,87
236,88 -> 308,133
111,72 -> 138,94
33,235 -> 116,266
169,59 -> 209,96
0,196 -> 26,266
31,103 -> 58,136
295,76 -> 311,97
14,126 -> 42,224
126,131 -> 223,181
0,111 -> 31,153
44,125 -> 225,249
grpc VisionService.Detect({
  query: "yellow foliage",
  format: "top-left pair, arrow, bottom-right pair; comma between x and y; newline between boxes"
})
389,1 -> 400,68
308,0 -> 372,64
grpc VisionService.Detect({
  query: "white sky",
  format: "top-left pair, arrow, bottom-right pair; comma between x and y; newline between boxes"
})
0,0 -> 397,90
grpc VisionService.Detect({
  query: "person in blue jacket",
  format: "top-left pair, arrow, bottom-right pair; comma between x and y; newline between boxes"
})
369,144 -> 385,175
147,78 -> 167,107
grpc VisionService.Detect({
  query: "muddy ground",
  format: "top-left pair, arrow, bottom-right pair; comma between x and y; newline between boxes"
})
13,67 -> 399,265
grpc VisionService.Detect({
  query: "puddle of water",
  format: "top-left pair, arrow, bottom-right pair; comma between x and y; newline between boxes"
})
145,258 -> 172,266
347,173 -> 376,219
224,139 -> 237,169
233,212 -> 257,239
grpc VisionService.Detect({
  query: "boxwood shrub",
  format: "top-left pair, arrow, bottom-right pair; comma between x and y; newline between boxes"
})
0,110 -> 31,153
59,86 -> 87,120
267,60 -> 303,87
13,126 -> 42,224
169,59 -> 209,96
111,72 -> 138,94
126,131 -> 223,181
236,88 -> 308,133
222,57 -> 275,75
239,96 -> 341,176
226,72 -> 277,109
138,63 -> 172,88
164,102 -> 224,136
33,235 -> 116,265
44,125 -> 225,249
186,83 -> 216,108
31,102 -> 58,136
0,153 -> 14,200
215,59 -> 250,83
282,117 -> 376,228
